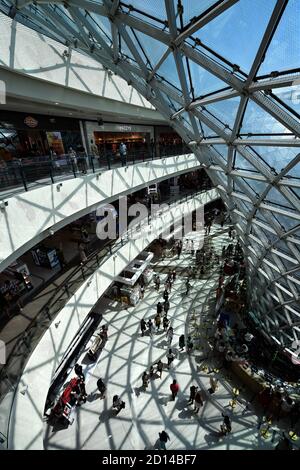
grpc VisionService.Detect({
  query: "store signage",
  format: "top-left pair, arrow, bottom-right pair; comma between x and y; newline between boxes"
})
24,116 -> 38,128
117,125 -> 132,132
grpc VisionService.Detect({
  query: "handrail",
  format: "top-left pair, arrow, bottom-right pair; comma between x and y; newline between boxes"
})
0,143 -> 191,198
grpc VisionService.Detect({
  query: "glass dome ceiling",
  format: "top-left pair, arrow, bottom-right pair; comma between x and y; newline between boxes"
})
1,0 -> 299,358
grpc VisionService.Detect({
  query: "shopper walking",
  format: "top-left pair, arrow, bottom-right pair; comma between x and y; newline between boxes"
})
186,336 -> 194,354
140,284 -> 145,300
165,279 -> 172,293
157,301 -> 163,315
142,371 -> 149,389
188,385 -> 198,404
172,269 -> 176,282
185,279 -> 191,296
147,318 -> 154,337
154,274 -> 160,291
149,365 -> 155,379
163,299 -> 170,315
179,334 -> 185,351
194,390 -> 204,413
97,378 -> 106,399
157,430 -> 170,450
166,348 -> 175,369
78,242 -> 87,263
163,314 -> 169,332
156,359 -> 164,379
119,141 -> 127,167
170,379 -> 179,401
220,413 -> 232,435
74,363 -> 84,380
112,395 -> 125,413
140,318 -> 147,337
154,313 -> 161,332
163,289 -> 169,301
166,326 -> 174,345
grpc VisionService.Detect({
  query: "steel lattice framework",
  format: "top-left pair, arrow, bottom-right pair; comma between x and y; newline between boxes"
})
1,0 -> 300,358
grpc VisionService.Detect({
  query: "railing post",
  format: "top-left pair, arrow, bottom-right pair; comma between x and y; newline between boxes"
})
49,164 -> 54,184
71,160 -> 76,178
106,153 -> 111,170
90,155 -> 95,173
19,165 -> 28,192
81,263 -> 85,279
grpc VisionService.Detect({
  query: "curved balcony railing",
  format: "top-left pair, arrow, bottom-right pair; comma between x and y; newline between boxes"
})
0,184 -> 216,400
0,143 -> 191,197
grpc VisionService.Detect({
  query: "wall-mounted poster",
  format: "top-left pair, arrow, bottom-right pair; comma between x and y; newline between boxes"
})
46,131 -> 65,155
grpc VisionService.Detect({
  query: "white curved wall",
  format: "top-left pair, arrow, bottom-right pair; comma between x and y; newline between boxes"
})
4,188 -> 218,450
0,12 -> 152,109
0,154 -> 201,272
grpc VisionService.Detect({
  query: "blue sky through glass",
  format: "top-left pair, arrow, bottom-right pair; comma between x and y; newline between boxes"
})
188,59 -> 228,97
241,100 -> 291,135
258,0 -> 300,75
195,0 -> 276,73
205,96 -> 240,129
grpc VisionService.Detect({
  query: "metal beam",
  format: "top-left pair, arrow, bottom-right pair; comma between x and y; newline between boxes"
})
245,0 -> 288,85
174,0 -> 239,46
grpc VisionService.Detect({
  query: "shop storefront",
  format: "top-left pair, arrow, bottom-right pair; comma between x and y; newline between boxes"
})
0,111 -> 83,161
84,121 -> 154,157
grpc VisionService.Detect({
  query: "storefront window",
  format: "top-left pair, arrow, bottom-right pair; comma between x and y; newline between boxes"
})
93,131 -> 150,155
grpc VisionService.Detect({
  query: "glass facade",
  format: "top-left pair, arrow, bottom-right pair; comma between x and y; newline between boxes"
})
0,0 -> 299,355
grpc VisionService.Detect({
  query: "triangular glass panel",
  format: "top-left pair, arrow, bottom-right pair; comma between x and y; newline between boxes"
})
201,122 -> 218,138
254,225 -> 277,244
290,188 -> 300,200
88,12 -> 112,43
241,100 -> 291,135
242,178 -> 269,195
214,144 -> 228,162
286,161 -> 300,179
234,151 -> 260,172
255,208 -> 278,227
156,53 -> 182,92
126,0 -> 167,22
179,111 -> 194,132
205,97 -> 240,130
134,30 -> 169,69
273,213 -> 300,230
265,187 -> 295,210
120,35 -> 137,63
258,0 -> 300,75
158,90 -> 183,112
273,85 -> 300,116
251,146 -> 300,173
188,59 -> 229,98
179,1 -> 220,27
195,0 -> 275,72
236,198 -> 252,214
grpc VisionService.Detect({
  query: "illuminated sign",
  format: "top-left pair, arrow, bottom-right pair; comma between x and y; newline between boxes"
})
117,125 -> 132,132
24,116 -> 38,128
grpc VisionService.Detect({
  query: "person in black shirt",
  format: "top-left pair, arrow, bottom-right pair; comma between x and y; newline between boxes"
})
97,378 -> 106,399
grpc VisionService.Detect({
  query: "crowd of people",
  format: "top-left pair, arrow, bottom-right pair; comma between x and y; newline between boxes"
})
49,205 -> 300,449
